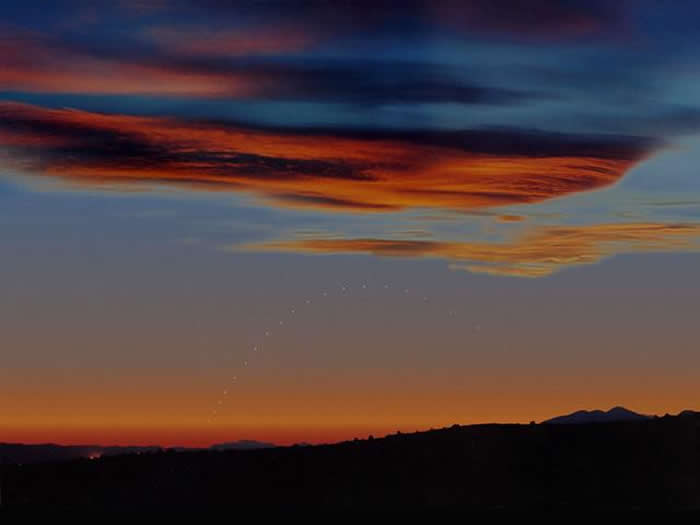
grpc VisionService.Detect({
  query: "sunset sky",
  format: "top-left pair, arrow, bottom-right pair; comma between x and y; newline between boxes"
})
2,0 -> 700,447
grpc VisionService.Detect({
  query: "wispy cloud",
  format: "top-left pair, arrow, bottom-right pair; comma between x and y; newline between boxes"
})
238,223 -> 700,277
0,28 -> 544,105
0,29 -> 259,97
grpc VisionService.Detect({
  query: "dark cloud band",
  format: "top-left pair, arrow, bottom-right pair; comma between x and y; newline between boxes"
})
0,102 -> 658,212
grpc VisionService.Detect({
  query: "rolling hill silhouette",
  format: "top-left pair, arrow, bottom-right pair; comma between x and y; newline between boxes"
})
0,441 -> 278,465
2,410 -> 699,509
0,444 -> 162,465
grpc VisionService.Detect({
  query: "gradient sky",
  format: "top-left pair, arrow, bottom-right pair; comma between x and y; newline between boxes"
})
2,1 -> 700,447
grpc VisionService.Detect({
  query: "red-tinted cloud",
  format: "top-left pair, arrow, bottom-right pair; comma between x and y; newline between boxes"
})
0,28 -> 544,105
0,102 -> 654,212
0,28 -> 265,96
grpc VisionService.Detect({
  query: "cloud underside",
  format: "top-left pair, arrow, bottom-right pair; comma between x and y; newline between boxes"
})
0,102 -> 653,212
241,223 -> 700,277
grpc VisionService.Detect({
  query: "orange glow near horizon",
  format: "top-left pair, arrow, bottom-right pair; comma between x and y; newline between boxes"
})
3,366 -> 698,447
4,395 -> 697,448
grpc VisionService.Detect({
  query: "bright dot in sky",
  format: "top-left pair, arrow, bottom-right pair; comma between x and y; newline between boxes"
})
204,276 -> 478,427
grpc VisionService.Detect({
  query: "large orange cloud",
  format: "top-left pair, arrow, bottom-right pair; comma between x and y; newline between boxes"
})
0,102 -> 653,212
239,223 -> 700,277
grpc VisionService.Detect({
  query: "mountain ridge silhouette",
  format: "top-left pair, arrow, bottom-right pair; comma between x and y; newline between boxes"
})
542,406 -> 653,424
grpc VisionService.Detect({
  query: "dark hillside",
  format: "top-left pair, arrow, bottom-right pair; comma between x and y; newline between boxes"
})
3,412 -> 700,509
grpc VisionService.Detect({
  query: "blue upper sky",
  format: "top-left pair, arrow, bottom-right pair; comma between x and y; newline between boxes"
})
1,0 -> 699,137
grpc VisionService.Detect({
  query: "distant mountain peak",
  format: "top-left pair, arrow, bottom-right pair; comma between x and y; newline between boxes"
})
543,406 -> 652,425
608,406 -> 642,416
209,440 -> 276,451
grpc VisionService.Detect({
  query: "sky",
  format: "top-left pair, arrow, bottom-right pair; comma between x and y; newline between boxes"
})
1,0 -> 700,447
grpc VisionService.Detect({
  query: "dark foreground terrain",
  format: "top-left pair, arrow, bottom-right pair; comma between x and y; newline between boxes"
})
3,412 -> 700,509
